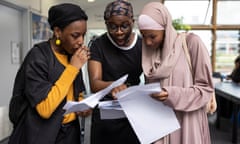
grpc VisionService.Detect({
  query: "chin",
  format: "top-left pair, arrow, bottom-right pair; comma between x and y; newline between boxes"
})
117,43 -> 125,47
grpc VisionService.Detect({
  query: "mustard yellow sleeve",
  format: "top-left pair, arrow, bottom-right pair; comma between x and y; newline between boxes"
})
78,91 -> 84,101
36,65 -> 79,119
62,91 -> 85,124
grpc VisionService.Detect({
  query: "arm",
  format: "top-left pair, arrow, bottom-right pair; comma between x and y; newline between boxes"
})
166,34 -> 214,112
26,46 -> 89,119
88,59 -> 127,99
151,34 -> 214,112
36,65 -> 79,119
87,60 -> 112,93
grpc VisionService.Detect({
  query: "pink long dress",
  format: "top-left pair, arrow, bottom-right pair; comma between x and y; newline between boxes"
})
139,2 -> 213,144
147,34 -> 213,144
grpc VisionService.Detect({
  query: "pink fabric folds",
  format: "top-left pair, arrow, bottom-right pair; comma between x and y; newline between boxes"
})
138,2 -> 181,84
138,14 -> 164,30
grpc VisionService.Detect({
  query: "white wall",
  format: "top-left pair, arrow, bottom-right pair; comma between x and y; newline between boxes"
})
0,2 -> 28,140
0,3 -> 23,106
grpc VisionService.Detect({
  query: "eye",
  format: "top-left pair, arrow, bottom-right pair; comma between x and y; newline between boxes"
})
121,23 -> 130,30
108,24 -> 118,31
150,34 -> 156,40
71,33 -> 80,39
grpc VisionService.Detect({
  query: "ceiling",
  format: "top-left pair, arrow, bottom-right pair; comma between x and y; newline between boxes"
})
70,0 -> 111,9
57,0 -> 159,11
54,0 -> 160,28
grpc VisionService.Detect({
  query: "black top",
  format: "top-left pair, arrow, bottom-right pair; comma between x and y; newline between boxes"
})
90,33 -> 143,87
89,33 -> 142,144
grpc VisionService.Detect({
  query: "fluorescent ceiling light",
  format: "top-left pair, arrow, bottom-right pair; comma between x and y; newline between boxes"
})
88,0 -> 95,2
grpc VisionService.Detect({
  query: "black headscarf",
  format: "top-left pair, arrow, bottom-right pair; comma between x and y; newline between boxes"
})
104,0 -> 133,21
48,3 -> 88,30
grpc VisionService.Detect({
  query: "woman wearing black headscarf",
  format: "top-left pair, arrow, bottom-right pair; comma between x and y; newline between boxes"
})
8,3 -> 91,144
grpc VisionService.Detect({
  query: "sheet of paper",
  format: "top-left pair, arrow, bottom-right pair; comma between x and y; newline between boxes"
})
116,83 -> 180,144
98,100 -> 126,119
63,74 -> 128,115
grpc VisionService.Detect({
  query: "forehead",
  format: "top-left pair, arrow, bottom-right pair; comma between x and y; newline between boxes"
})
140,29 -> 164,36
106,15 -> 133,24
63,20 -> 87,33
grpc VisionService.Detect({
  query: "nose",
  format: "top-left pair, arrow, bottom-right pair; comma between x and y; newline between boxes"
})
144,38 -> 152,47
116,27 -> 124,34
77,36 -> 84,47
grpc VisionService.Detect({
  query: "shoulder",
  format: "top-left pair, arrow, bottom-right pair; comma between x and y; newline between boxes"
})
185,32 -> 207,52
32,41 -> 52,57
24,41 -> 52,65
185,33 -> 210,61
186,33 -> 202,46
92,33 -> 107,43
90,33 -> 109,49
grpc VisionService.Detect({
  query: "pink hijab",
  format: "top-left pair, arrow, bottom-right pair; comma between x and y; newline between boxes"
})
138,2 -> 183,83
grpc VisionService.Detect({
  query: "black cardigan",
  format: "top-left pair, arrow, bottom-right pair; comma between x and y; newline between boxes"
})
9,40 -> 85,144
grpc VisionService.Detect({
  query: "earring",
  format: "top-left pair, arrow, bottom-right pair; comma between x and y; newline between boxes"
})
55,37 -> 61,46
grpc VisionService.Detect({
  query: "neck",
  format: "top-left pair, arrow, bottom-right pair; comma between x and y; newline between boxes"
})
50,39 -> 67,54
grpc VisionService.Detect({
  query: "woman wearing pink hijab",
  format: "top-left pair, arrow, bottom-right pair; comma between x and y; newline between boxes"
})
138,2 -> 213,144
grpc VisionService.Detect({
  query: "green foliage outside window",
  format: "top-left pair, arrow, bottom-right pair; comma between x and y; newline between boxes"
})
172,17 -> 191,31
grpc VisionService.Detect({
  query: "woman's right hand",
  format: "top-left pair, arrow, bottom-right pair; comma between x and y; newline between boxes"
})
150,89 -> 168,101
111,84 -> 128,99
70,46 -> 90,69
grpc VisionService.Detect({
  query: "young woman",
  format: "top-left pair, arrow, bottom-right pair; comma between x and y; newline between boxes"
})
9,3 -> 91,144
88,1 -> 142,144
138,2 -> 213,144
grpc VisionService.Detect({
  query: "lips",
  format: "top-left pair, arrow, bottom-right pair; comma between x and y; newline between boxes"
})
113,38 -> 125,45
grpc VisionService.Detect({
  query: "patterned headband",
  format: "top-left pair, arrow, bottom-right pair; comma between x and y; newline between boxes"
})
104,0 -> 133,20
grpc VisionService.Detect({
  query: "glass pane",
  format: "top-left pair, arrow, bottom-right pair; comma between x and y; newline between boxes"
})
217,1 -> 240,24
165,1 -> 212,24
215,30 -> 240,74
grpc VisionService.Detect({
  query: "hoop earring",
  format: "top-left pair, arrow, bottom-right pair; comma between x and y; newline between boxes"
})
55,37 -> 61,46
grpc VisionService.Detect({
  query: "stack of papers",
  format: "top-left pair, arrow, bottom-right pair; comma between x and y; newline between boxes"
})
63,75 -> 180,144
63,74 -> 128,114
116,83 -> 180,144
98,100 -> 126,119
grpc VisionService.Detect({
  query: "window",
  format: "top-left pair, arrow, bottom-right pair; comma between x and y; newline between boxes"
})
164,0 -> 240,73
217,1 -> 240,24
165,1 -> 212,24
216,31 -> 239,73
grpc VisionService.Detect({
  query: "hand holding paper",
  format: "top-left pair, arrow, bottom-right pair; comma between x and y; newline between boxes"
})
116,83 -> 180,144
63,74 -> 128,115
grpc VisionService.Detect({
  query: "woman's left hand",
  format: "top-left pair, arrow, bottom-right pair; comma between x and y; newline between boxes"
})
150,90 -> 168,101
